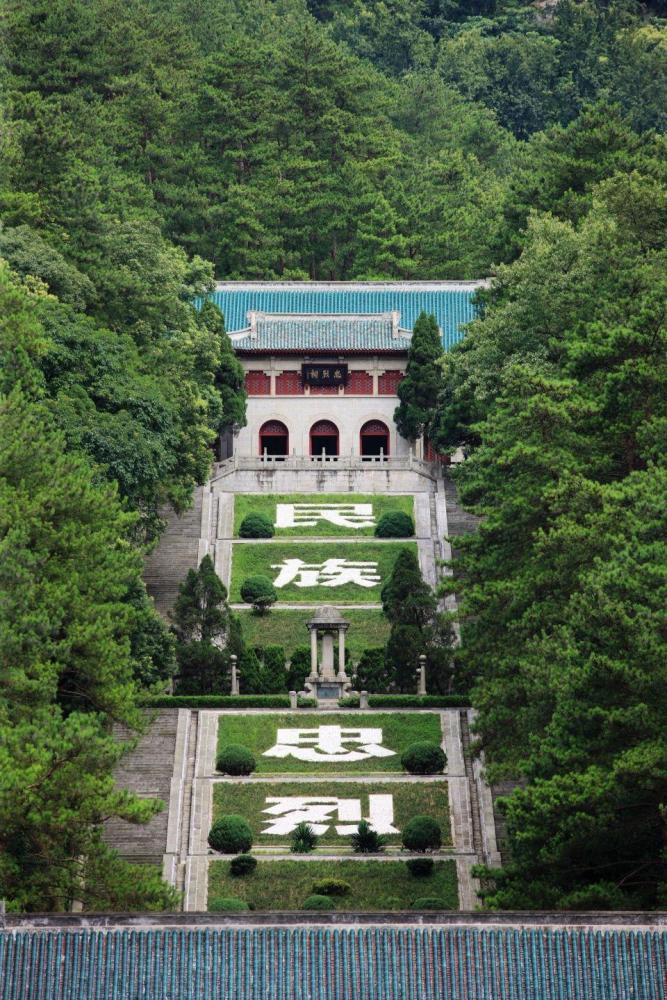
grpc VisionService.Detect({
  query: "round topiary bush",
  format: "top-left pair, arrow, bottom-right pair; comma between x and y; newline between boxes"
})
402,815 -> 442,853
216,744 -> 256,776
240,575 -> 277,613
374,512 -> 415,538
208,815 -> 253,854
209,897 -> 250,911
312,878 -> 351,897
239,513 -> 274,538
302,894 -> 335,911
229,854 -> 257,877
411,897 -> 446,910
401,741 -> 447,775
406,857 -> 434,878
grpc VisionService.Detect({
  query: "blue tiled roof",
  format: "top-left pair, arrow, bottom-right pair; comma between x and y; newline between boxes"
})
231,314 -> 410,353
209,282 -> 484,350
2,926 -> 665,999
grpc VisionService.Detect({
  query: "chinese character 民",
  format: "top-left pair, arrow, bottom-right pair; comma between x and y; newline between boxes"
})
275,503 -> 375,529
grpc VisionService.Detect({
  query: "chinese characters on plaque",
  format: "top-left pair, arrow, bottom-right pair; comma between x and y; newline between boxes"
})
302,363 -> 348,387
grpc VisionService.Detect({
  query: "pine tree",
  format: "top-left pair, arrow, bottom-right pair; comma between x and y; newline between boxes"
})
171,555 -> 241,694
394,312 -> 443,442
0,390 -> 175,911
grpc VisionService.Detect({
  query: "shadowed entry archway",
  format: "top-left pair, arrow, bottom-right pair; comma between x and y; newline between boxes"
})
310,420 -> 339,457
259,420 -> 289,457
360,419 -> 390,458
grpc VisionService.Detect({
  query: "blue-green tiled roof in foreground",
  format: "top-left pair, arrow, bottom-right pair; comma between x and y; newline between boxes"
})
209,281 -> 486,351
2,926 -> 665,999
232,315 -> 410,353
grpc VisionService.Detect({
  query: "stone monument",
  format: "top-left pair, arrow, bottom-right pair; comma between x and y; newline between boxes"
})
304,606 -> 353,701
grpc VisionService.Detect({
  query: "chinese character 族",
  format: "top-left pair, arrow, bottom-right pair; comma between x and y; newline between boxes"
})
271,558 -> 380,589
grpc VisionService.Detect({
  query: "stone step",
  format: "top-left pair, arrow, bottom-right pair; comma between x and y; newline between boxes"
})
103,711 -> 179,863
144,488 -> 204,615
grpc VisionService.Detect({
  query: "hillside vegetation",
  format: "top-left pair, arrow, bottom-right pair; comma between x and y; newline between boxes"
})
0,0 -> 665,910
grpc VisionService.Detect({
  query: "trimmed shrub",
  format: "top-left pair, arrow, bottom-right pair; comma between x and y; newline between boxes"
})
303,894 -> 335,911
375,511 -> 415,538
139,694 -> 291,708
216,744 -> 256,776
208,815 -> 253,854
368,694 -> 470,708
338,694 -> 360,708
401,741 -> 447,775
312,878 -> 351,897
209,897 -> 250,911
297,695 -> 317,708
350,819 -> 385,854
406,857 -> 434,878
239,513 -> 274,538
411,897 -> 446,910
291,821 -> 318,854
229,854 -> 257,877
402,816 -> 442,853
240,575 -> 277,613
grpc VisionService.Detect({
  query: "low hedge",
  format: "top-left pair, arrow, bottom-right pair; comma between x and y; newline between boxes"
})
411,897 -> 447,910
209,897 -> 250,912
368,695 -> 470,708
139,695 -> 291,708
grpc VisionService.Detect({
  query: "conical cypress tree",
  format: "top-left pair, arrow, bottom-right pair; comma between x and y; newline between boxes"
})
394,312 -> 444,442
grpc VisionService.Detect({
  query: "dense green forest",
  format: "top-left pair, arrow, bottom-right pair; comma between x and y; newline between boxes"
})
0,0 -> 665,910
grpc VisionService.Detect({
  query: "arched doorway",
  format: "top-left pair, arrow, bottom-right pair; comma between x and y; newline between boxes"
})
360,420 -> 390,458
259,420 -> 289,457
310,420 -> 339,457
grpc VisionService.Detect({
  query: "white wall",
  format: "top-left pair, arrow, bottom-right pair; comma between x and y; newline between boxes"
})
236,394 -> 410,457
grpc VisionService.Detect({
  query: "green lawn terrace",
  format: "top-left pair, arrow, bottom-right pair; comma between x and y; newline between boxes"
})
230,541 -> 417,605
238,607 -> 389,659
216,712 -> 443,774
208,859 -> 459,912
233,493 -> 415,538
211,780 -> 451,849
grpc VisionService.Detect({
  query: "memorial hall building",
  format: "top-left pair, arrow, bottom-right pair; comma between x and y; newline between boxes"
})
209,281 -> 484,460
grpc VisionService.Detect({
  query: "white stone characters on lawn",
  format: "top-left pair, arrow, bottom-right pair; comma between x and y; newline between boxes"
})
261,794 -> 398,836
275,503 -> 375,530
263,725 -> 396,763
271,558 -> 380,589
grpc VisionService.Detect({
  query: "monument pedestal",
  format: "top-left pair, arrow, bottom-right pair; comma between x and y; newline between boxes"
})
303,607 -> 353,702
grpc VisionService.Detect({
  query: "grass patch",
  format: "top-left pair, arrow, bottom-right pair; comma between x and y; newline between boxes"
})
216,712 -> 442,774
237,608 -> 390,658
233,494 -> 415,538
212,780 -> 450,847
230,541 -> 416,604
208,859 -> 458,911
